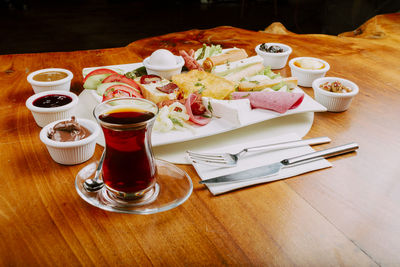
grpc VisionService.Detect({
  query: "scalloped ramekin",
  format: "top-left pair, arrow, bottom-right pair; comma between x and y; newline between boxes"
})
40,118 -> 100,165
312,77 -> 359,112
255,43 -> 292,69
27,68 -> 73,94
25,90 -> 79,127
143,55 -> 184,80
289,57 -> 330,87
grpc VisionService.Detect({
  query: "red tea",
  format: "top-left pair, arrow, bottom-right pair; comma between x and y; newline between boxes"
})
99,108 -> 156,193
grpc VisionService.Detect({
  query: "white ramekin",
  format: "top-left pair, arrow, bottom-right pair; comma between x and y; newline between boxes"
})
40,118 -> 100,165
27,68 -> 73,94
255,43 -> 292,69
143,55 -> 184,80
312,77 -> 359,112
25,90 -> 79,127
289,57 -> 330,87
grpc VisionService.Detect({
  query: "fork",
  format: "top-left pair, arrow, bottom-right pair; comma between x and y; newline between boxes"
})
186,136 -> 331,167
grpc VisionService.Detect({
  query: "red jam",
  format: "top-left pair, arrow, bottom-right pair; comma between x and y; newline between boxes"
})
33,94 -> 72,108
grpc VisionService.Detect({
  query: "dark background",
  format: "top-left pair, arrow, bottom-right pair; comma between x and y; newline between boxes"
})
1,0 -> 399,55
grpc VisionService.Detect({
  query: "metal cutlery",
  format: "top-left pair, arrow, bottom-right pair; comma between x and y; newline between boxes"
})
187,136 -> 331,167
199,142 -> 359,184
83,150 -> 105,192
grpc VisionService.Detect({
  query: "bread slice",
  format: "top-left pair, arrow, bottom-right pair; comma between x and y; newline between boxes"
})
134,77 -> 179,104
238,77 -> 298,91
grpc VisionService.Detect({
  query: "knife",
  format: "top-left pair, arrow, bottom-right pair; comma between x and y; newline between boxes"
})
199,142 -> 359,184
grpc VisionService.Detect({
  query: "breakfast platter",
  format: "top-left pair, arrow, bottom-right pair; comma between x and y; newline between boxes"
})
77,51 -> 327,148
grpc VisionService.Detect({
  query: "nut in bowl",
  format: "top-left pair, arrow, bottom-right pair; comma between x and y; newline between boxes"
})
255,43 -> 292,69
27,68 -> 73,94
25,90 -> 79,127
143,49 -> 185,80
312,77 -> 359,112
40,117 -> 100,165
289,57 -> 330,87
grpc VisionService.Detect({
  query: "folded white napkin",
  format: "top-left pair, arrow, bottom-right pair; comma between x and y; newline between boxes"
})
189,133 -> 332,195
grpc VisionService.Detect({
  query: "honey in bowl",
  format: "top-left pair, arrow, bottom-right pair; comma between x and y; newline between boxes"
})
99,107 -> 156,194
33,71 -> 68,82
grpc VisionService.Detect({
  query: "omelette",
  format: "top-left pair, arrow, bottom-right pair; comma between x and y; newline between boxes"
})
171,70 -> 235,100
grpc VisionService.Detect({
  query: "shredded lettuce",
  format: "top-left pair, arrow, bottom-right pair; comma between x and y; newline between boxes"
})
195,44 -> 222,60
258,66 -> 281,79
271,81 -> 285,91
153,102 -> 193,132
264,82 -> 289,92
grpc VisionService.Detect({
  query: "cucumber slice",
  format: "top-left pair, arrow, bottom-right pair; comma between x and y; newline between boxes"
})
83,74 -> 111,90
96,82 -> 134,96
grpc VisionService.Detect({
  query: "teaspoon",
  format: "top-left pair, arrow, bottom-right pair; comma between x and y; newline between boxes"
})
83,150 -> 105,192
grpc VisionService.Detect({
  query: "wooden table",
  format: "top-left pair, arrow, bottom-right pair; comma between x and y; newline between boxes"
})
1,13 -> 400,266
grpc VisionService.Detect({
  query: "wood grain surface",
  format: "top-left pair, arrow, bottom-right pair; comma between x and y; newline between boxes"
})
1,13 -> 400,266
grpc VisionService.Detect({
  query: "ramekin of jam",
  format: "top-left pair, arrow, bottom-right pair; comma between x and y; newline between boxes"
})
40,117 -> 100,165
255,43 -> 292,69
26,90 -> 79,127
27,68 -> 73,94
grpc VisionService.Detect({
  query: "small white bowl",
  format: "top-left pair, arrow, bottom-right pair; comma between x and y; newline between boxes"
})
312,77 -> 359,112
40,118 -> 100,165
255,43 -> 292,69
143,55 -> 184,80
26,90 -> 79,127
27,68 -> 73,94
289,57 -> 330,87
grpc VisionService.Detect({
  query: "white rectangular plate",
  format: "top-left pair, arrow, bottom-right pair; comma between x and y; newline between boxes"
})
81,62 -> 327,147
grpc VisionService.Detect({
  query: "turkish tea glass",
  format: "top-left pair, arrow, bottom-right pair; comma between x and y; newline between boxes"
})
93,97 -> 159,203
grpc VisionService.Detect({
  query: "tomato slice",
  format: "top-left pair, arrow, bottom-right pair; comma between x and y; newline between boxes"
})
102,74 -> 141,92
107,84 -> 142,97
83,68 -> 118,83
140,75 -> 162,84
102,85 -> 143,102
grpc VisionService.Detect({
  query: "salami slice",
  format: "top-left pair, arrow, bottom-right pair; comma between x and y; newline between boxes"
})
156,83 -> 178,94
179,50 -> 204,71
185,93 -> 211,125
231,91 -> 304,113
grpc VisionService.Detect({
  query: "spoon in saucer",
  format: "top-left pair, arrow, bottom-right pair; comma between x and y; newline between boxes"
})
83,150 -> 105,192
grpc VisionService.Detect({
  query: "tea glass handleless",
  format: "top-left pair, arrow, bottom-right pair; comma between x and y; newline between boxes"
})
75,97 -> 192,214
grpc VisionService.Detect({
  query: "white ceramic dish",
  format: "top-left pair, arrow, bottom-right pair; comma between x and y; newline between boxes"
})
255,43 -> 292,69
27,68 -> 73,94
142,55 -> 184,80
80,62 -> 327,148
312,77 -> 359,112
40,118 -> 100,165
26,90 -> 79,127
289,57 -> 330,87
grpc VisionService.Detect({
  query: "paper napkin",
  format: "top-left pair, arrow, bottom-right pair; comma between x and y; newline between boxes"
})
189,133 -> 332,195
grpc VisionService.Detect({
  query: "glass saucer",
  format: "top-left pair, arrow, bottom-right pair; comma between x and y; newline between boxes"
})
75,159 -> 193,214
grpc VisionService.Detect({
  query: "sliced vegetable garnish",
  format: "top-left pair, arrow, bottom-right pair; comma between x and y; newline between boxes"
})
140,75 -> 162,84
102,74 -> 141,91
102,85 -> 143,102
83,68 -> 118,83
125,66 -> 147,79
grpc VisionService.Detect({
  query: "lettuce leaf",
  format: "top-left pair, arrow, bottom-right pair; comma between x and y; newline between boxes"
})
258,66 -> 281,79
195,44 -> 223,60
